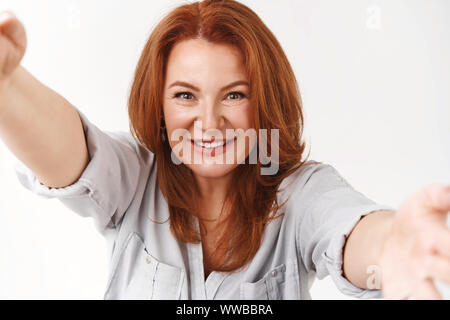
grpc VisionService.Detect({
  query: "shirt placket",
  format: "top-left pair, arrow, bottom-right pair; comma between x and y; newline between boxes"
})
205,272 -> 228,299
187,241 -> 207,299
186,217 -> 229,299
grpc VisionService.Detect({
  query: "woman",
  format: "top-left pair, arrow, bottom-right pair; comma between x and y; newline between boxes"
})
0,0 -> 449,300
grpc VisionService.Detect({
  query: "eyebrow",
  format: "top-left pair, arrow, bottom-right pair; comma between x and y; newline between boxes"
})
168,80 -> 249,92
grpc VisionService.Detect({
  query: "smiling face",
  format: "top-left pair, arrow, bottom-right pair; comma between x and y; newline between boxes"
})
163,39 -> 255,179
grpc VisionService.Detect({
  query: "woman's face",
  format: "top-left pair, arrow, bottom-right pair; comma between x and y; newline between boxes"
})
163,39 -> 255,179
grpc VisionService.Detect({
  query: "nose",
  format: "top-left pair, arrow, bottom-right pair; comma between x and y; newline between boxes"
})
198,101 -> 224,132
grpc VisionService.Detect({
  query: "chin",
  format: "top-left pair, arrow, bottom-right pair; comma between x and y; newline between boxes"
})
186,163 -> 238,180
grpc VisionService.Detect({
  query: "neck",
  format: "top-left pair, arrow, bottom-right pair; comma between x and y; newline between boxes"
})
194,173 -> 233,222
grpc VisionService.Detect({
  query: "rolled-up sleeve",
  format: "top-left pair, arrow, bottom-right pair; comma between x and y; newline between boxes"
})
295,164 -> 396,299
14,108 -> 154,235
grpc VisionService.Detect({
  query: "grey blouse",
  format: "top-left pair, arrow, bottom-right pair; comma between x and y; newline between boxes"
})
14,108 -> 395,300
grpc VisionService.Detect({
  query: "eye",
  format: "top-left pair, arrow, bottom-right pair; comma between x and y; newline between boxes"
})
173,92 -> 195,100
172,91 -> 247,101
226,92 -> 247,100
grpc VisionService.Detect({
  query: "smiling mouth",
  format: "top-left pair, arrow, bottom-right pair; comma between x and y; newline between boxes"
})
190,137 -> 236,149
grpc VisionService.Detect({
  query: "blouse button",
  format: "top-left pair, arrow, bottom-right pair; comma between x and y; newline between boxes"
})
146,256 -> 151,264
271,270 -> 278,277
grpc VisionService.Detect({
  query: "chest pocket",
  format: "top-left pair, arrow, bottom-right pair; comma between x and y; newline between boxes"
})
104,232 -> 184,300
240,259 -> 299,300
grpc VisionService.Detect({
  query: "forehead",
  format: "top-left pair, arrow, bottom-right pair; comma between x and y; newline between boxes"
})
165,39 -> 247,80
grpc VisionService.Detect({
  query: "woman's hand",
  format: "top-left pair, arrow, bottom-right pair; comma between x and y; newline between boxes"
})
0,10 -> 88,189
379,184 -> 450,299
0,11 -> 27,81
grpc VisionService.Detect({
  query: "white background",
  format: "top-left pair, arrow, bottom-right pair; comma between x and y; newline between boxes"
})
0,0 -> 449,299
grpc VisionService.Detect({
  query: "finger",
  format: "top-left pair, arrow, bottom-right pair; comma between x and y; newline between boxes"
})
420,184 -> 450,214
411,279 -> 442,300
0,11 -> 27,52
432,228 -> 450,258
422,254 -> 450,285
0,11 -> 14,24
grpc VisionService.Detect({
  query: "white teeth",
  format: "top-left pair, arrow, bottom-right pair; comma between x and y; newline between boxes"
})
194,140 -> 226,149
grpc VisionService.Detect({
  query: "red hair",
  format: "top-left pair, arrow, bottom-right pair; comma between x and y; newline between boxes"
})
128,0 -> 311,272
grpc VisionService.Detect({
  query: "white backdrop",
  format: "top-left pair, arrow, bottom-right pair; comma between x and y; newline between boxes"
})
0,0 -> 449,299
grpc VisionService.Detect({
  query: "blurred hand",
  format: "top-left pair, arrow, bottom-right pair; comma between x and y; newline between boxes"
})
0,11 -> 27,81
379,184 -> 450,299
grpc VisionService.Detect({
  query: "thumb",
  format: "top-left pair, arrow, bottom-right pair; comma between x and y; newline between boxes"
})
0,11 -> 27,52
418,184 -> 450,215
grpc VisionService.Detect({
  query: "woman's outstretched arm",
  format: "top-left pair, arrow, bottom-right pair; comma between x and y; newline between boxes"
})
343,184 -> 450,299
343,210 -> 395,289
0,12 -> 88,188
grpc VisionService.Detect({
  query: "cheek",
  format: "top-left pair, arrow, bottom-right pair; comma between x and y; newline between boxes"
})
225,105 -> 254,130
225,106 -> 256,162
164,105 -> 194,138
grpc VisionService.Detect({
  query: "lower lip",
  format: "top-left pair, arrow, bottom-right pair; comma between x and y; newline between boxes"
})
191,138 -> 236,157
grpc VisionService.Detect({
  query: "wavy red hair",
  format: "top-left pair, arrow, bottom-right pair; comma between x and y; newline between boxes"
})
128,0 -> 311,272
